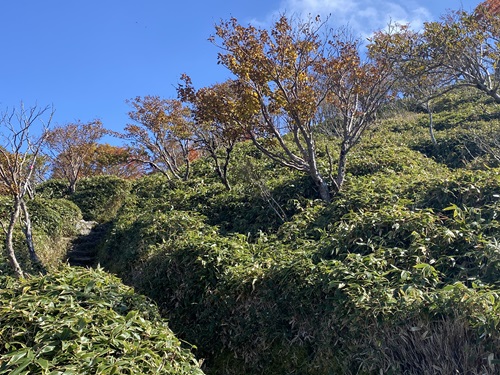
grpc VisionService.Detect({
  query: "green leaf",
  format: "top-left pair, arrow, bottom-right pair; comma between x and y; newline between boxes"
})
9,351 -> 34,375
6,349 -> 29,365
37,358 -> 50,370
84,281 -> 96,294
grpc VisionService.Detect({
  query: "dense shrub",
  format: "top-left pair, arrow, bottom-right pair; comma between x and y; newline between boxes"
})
97,184 -> 500,374
69,175 -> 130,222
31,86 -> 500,374
0,196 -> 83,275
37,175 -> 130,222
127,159 -> 315,236
415,168 -> 500,209
28,198 -> 82,237
0,266 -> 204,375
36,179 -> 70,199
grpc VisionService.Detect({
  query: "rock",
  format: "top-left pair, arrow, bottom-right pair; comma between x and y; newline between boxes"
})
76,220 -> 98,236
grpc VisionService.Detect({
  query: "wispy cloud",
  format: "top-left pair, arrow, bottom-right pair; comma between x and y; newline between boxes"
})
258,0 -> 433,38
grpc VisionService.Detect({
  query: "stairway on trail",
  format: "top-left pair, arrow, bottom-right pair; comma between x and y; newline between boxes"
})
66,221 -> 109,267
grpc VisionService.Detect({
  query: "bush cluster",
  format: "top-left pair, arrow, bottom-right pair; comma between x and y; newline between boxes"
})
88,87 -> 500,374
94,144 -> 500,374
0,266 -> 204,374
3,86 -> 500,374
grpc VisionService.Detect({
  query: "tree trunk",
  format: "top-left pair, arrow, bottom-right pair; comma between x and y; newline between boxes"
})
310,169 -> 331,203
221,174 -> 231,191
334,143 -> 348,194
428,108 -> 437,146
20,199 -> 43,270
475,81 -> 500,104
491,90 -> 500,104
215,162 -> 231,190
221,147 -> 232,191
304,135 -> 331,203
317,177 -> 331,203
421,101 -> 437,146
68,179 -> 77,194
5,196 -> 24,278
183,157 -> 190,181
220,149 -> 233,191
208,146 -> 232,191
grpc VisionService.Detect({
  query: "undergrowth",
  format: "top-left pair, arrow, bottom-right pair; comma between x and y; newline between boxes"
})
0,266 -> 203,374
2,87 -> 500,374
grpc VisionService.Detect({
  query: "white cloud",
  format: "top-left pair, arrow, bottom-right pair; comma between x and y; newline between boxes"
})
269,0 -> 432,37
284,0 -> 360,14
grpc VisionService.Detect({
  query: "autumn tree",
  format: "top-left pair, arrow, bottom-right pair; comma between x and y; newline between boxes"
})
319,31 -> 396,190
213,16 -> 395,201
122,96 -> 193,180
87,144 -> 147,179
425,5 -> 500,103
49,143 -> 146,180
480,0 -> 500,14
44,120 -> 107,193
0,152 -> 49,197
178,76 -> 248,190
372,3 -> 500,107
0,104 -> 53,278
368,24 -> 455,146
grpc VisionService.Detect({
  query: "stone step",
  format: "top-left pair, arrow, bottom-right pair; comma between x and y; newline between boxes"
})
66,250 -> 97,259
66,221 -> 111,268
68,255 -> 95,267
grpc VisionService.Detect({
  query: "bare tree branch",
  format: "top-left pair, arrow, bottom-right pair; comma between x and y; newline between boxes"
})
0,103 -> 53,278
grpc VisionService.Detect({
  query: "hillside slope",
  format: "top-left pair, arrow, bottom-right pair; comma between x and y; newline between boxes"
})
91,89 -> 500,374
1,88 -> 500,374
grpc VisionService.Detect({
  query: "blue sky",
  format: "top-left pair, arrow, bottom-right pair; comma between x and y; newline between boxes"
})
0,0 -> 480,142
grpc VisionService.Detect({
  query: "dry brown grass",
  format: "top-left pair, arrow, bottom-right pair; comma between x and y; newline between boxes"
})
357,316 -> 499,375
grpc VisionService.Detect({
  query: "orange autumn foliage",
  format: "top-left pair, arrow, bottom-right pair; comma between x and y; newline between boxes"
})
476,0 -> 500,16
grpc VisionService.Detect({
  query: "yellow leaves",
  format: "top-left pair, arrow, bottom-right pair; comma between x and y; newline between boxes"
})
45,120 -> 106,152
211,15 -> 332,128
180,79 -> 257,141
367,23 -> 419,68
212,14 -> 395,137
126,96 -> 191,138
213,15 -> 322,87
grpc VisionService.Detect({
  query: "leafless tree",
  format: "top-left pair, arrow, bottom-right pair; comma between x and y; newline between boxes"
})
0,103 -> 53,278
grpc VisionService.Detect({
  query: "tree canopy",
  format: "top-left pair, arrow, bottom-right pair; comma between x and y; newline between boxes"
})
45,120 -> 107,193
210,16 -> 395,201
123,96 -> 193,181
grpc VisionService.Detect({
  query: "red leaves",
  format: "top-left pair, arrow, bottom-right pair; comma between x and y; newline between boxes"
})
476,0 -> 500,18
45,120 -> 108,189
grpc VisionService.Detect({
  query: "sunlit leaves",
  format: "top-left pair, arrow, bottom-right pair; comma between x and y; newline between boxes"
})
371,4 -> 500,105
214,15 -> 325,127
178,77 -> 249,189
123,96 -> 194,180
45,120 -> 107,193
85,144 -> 147,179
0,267 -> 204,374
